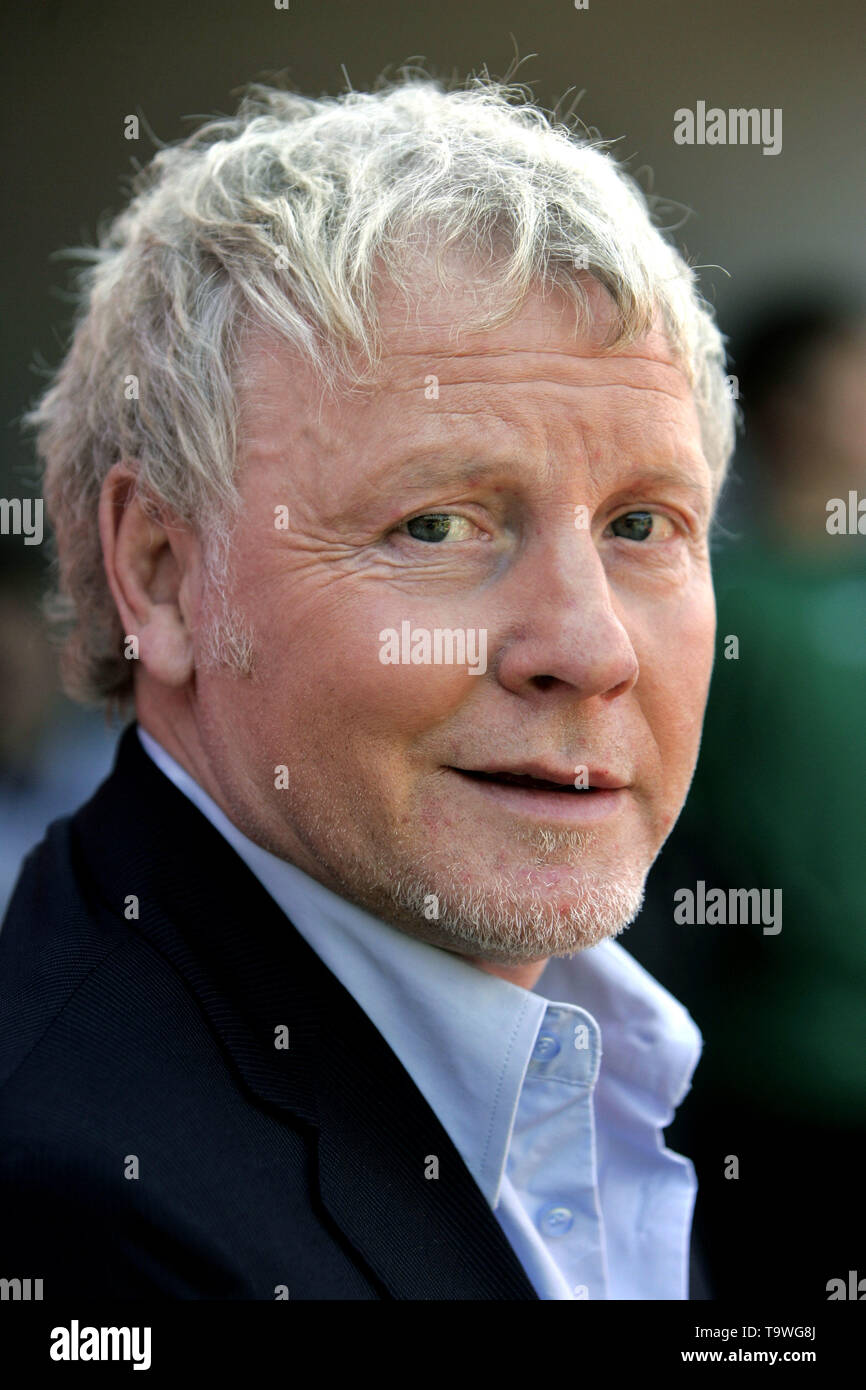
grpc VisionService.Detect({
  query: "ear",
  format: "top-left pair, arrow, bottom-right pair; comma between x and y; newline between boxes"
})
98,462 -> 202,688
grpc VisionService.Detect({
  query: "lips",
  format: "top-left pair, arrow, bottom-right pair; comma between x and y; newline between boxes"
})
449,764 -> 628,792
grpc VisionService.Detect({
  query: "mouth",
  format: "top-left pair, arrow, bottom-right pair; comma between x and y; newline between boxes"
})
446,764 -> 630,822
453,769 -> 592,792
449,763 -> 628,791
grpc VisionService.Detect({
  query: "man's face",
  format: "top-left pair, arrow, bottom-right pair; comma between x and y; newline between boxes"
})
190,272 -> 716,964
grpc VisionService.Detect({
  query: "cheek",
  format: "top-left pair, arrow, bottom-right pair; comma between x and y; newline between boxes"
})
245,584 -> 483,742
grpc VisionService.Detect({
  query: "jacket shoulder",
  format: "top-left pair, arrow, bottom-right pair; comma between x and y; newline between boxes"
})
0,812 -> 338,1299
0,814 -> 136,1092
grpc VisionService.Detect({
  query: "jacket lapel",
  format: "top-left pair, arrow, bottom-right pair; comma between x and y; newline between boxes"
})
73,723 -> 538,1299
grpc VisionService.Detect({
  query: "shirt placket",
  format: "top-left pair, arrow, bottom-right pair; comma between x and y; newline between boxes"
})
506,1003 -> 608,1299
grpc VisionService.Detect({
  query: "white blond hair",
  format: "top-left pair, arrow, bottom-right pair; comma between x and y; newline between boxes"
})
25,72 -> 736,707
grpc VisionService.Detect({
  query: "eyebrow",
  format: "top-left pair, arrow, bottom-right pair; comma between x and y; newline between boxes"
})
365,450 -> 510,492
604,467 -> 713,514
364,449 -> 713,515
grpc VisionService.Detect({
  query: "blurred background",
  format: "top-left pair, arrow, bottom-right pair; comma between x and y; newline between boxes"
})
2,0 -> 864,1299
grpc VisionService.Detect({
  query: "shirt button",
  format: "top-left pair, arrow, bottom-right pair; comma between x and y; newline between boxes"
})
533,1030 -> 561,1060
538,1203 -> 574,1237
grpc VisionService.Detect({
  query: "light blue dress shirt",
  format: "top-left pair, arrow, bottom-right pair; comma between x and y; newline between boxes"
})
138,727 -> 702,1300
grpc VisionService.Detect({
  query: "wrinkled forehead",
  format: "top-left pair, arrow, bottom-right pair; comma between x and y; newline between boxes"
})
236,262 -> 689,426
370,252 -> 682,372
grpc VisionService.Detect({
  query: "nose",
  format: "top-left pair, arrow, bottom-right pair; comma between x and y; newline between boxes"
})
492,530 -> 639,703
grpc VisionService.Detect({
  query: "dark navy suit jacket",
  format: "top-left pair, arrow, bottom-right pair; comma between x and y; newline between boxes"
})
0,723 -> 539,1299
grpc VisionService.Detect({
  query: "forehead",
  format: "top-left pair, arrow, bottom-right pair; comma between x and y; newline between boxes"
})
235,269 -> 707,498
243,262 -> 689,397
377,264 -> 671,355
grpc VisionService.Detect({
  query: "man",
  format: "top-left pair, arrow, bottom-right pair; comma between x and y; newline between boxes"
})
0,75 -> 734,1299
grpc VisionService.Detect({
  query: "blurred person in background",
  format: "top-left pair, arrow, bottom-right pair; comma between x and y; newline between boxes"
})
631,298 -> 866,1299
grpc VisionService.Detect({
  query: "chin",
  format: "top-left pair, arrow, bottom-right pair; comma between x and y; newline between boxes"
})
386,862 -> 648,963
